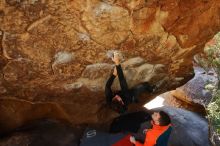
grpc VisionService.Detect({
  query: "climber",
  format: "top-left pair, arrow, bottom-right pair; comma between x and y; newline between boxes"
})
105,52 -> 156,113
130,111 -> 172,146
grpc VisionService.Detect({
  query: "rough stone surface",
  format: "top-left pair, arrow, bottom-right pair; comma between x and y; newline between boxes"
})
0,0 -> 220,133
170,66 -> 218,106
0,119 -> 81,146
148,65 -> 218,116
68,59 -> 168,92
160,107 -> 210,146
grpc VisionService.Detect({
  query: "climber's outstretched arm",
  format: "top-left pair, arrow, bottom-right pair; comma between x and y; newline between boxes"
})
105,74 -> 116,104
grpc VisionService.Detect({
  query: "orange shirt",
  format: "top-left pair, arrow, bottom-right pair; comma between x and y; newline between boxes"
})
135,121 -> 170,146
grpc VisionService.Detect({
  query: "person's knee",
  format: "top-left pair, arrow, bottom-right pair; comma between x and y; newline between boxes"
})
142,82 -> 155,92
132,82 -> 155,96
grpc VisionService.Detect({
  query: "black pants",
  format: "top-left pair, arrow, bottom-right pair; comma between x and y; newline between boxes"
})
105,65 -> 154,112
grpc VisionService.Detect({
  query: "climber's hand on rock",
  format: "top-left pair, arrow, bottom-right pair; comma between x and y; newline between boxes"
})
112,52 -> 120,65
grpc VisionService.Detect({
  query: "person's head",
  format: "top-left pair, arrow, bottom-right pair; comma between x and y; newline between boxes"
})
111,99 -> 127,114
151,111 -> 171,126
